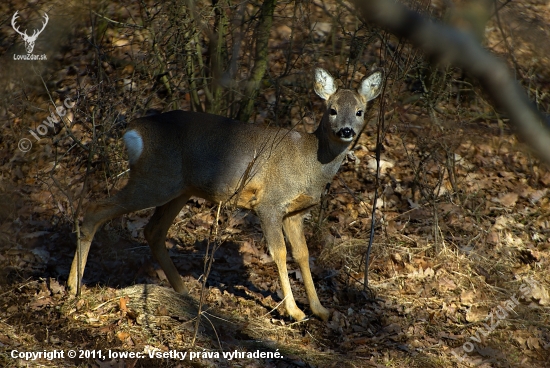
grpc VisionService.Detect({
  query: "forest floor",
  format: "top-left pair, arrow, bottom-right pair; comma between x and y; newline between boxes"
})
1,0 -> 549,367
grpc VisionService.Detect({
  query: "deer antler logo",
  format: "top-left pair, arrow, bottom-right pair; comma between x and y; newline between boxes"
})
12,11 -> 49,54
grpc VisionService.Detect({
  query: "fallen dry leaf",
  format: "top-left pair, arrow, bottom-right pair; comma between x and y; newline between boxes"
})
466,306 -> 488,323
497,192 -> 519,207
116,331 -> 130,342
460,290 -> 476,305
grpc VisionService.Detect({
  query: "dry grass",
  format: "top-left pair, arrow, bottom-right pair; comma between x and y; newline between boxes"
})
1,0 -> 549,367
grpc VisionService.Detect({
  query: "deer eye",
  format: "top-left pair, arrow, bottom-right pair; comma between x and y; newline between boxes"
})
356,110 -> 363,117
330,108 -> 337,116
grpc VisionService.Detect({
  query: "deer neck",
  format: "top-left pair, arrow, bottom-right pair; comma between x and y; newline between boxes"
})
313,114 -> 352,167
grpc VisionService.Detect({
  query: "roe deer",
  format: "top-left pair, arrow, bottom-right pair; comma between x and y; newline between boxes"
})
68,68 -> 383,321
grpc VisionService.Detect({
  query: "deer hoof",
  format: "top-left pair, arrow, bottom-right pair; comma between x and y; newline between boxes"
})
314,306 -> 330,322
288,307 -> 307,321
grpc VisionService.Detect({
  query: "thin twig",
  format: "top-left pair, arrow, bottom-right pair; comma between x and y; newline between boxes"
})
363,71 -> 388,295
191,201 -> 223,346
75,111 -> 96,296
91,10 -> 144,29
261,295 -> 288,318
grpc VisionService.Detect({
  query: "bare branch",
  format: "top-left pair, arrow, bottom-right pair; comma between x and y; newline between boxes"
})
351,0 -> 550,165
237,0 -> 277,122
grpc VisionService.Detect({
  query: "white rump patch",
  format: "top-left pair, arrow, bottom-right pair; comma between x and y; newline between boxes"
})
123,129 -> 143,164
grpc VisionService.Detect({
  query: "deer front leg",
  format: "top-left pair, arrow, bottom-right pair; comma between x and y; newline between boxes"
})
259,213 -> 306,321
283,213 -> 330,321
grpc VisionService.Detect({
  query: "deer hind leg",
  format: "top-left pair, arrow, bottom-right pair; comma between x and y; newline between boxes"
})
68,178 -> 183,294
144,193 -> 190,294
258,212 -> 306,321
283,213 -> 330,321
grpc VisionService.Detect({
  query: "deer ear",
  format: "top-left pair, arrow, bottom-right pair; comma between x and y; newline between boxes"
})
358,70 -> 383,102
314,68 -> 337,100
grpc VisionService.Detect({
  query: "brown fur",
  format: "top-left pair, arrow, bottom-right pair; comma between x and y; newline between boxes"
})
67,68 -> 383,321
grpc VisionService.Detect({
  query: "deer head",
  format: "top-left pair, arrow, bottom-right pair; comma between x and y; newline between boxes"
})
12,11 -> 49,54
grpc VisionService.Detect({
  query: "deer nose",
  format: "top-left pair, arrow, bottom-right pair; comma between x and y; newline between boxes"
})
337,127 -> 355,139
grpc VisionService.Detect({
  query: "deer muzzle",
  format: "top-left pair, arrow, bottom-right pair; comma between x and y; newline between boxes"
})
336,127 -> 355,140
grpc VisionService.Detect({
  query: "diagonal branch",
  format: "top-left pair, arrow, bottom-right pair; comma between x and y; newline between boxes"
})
351,0 -> 550,165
